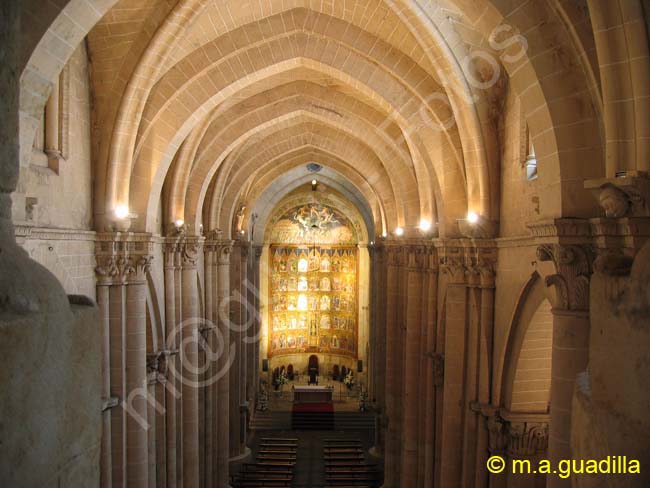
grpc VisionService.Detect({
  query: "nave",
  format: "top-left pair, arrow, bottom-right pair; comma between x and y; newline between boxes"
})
2,1 -> 650,488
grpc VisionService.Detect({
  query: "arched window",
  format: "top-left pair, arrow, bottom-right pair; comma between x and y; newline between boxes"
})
525,126 -> 538,181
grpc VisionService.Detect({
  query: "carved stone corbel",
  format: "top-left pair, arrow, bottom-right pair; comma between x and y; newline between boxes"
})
585,172 -> 650,218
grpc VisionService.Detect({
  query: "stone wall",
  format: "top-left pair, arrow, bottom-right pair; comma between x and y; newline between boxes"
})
571,241 -> 650,488
12,43 -> 95,301
13,43 -> 93,230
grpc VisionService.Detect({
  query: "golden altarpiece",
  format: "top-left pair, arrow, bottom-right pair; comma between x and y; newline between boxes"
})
268,203 -> 358,360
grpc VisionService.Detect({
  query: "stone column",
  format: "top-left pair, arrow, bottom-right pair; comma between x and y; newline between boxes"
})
370,246 -> 386,458
124,264 -> 150,487
97,281 -> 112,488
382,245 -> 402,487
229,243 -> 243,459
421,247 -> 439,487
400,246 -> 425,486
251,246 -> 264,409
95,234 -> 154,488
180,237 -> 202,488
216,240 -> 233,487
163,240 -> 179,488
205,232 -> 224,485
203,241 -> 215,488
461,250 -> 497,487
246,245 -> 256,423
239,243 -> 250,455
536,244 -> 592,488
475,281 -> 495,488
438,247 -> 468,488
174,248 -> 184,486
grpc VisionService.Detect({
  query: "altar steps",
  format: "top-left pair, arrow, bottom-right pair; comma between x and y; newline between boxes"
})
251,411 -> 292,430
252,411 -> 376,432
333,412 -> 375,431
292,410 -> 335,431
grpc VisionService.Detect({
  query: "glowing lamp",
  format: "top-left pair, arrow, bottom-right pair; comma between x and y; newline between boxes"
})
114,205 -> 129,220
467,212 -> 479,224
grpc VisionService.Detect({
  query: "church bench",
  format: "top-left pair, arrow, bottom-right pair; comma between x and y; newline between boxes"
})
257,449 -> 297,455
244,462 -> 296,470
234,481 -> 292,487
326,467 -> 378,473
324,455 -> 365,461
256,456 -> 297,463
237,472 -> 293,480
325,447 -> 363,454
259,442 -> 297,448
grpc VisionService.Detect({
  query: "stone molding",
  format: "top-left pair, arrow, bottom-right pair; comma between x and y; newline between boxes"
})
14,225 -> 96,243
95,232 -> 154,285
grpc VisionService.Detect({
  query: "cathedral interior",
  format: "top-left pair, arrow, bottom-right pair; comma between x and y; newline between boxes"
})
1,1 -> 650,487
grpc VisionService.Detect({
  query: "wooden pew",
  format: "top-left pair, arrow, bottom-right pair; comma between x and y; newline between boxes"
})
244,462 -> 295,470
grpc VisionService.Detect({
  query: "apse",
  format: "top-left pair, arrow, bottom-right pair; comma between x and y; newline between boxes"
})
254,178 -> 373,389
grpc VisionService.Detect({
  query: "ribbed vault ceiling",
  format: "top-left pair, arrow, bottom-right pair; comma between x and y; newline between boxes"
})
67,0 -> 602,239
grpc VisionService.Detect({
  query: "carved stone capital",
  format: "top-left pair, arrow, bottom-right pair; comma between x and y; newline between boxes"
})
405,245 -> 427,269
477,407 -> 549,458
254,246 -> 264,259
95,232 -> 154,285
536,244 -> 593,311
439,246 -> 466,284
95,256 -> 133,285
506,421 -> 549,459
384,245 -> 403,267
216,240 -> 234,265
180,237 -> 202,268
437,243 -> 497,286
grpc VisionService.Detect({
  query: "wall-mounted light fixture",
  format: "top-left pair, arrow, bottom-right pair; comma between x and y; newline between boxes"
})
114,205 -> 129,220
